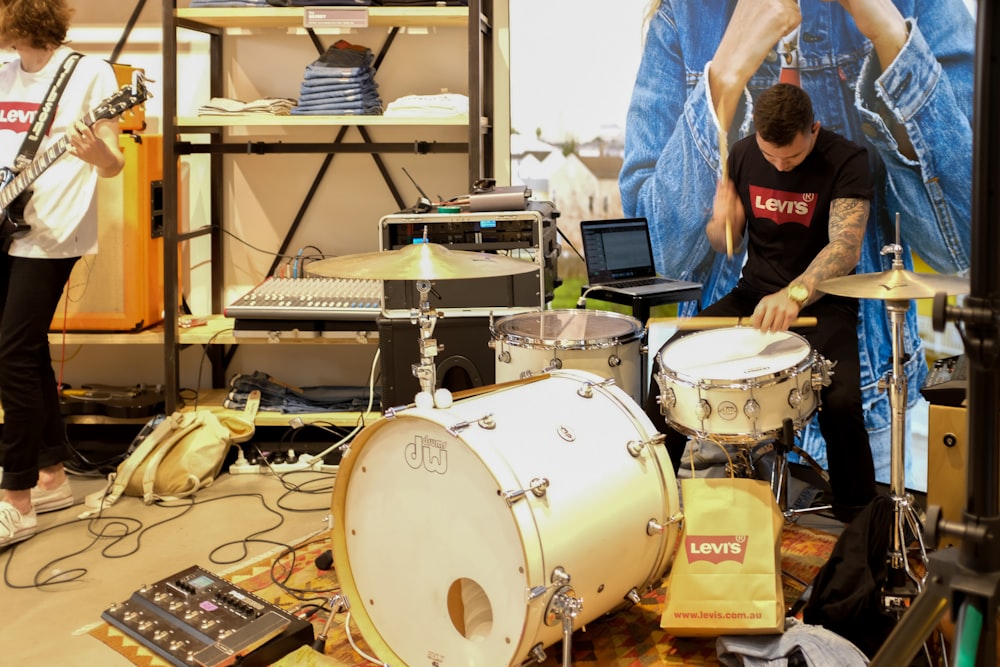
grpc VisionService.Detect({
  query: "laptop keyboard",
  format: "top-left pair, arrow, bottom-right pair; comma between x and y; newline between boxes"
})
609,278 -> 663,288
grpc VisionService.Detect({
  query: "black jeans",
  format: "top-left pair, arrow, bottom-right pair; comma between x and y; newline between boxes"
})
0,254 -> 78,491
644,286 -> 877,508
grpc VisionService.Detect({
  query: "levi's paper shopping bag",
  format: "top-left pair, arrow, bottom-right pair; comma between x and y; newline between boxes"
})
661,475 -> 785,636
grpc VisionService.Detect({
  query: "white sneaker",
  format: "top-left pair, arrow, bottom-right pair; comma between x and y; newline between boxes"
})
30,479 -> 74,513
0,501 -> 37,548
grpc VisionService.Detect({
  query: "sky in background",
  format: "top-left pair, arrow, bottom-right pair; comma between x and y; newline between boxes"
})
508,0 -> 650,143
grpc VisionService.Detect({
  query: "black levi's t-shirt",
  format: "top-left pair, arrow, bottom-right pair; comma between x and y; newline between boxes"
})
728,127 -> 873,295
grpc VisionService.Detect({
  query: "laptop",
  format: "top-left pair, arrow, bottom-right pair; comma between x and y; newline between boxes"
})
580,217 -> 703,297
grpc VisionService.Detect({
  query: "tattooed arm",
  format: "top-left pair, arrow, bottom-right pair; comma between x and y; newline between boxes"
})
752,197 -> 869,332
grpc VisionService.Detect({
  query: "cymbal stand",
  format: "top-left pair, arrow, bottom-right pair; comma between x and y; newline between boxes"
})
410,279 -> 443,402
878,241 -> 931,610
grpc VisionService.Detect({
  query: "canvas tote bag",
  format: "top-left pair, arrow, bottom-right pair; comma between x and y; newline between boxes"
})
661,441 -> 785,636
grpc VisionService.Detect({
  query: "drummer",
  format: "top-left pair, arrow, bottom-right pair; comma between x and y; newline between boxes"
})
644,83 -> 877,523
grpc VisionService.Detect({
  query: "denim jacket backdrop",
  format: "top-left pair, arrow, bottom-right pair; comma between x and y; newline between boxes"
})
620,0 -> 974,483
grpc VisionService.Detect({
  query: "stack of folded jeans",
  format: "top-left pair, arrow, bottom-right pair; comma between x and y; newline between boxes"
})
291,40 -> 383,116
225,371 -> 380,414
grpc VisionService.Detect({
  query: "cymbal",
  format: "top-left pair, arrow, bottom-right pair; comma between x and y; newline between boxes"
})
817,268 -> 969,300
307,242 -> 539,280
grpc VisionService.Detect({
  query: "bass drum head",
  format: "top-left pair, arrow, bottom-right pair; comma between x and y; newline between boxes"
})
331,370 -> 678,666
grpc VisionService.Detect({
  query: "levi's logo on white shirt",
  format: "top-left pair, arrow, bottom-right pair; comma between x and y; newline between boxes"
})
0,102 -> 39,133
749,185 -> 816,228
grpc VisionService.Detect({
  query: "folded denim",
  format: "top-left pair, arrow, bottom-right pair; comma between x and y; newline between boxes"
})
228,371 -> 380,413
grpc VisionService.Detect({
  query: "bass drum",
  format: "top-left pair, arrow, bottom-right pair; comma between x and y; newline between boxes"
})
331,370 -> 679,667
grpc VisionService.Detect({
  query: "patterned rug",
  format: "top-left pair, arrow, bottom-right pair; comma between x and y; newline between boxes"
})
89,523 -> 837,666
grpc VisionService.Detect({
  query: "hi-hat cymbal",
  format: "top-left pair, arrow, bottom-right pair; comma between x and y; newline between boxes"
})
818,268 -> 969,300
307,242 -> 539,280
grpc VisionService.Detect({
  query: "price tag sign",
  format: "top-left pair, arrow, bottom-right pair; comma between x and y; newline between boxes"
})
303,7 -> 369,29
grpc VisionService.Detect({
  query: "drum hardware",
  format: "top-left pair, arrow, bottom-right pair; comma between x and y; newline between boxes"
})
310,235 -> 538,408
577,377 -> 615,398
503,477 -> 551,505
818,222 -> 971,614
626,433 -> 664,457
647,513 -> 684,536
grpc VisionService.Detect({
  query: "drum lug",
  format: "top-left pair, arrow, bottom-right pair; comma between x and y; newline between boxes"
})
529,643 -> 547,663
787,387 -> 803,409
624,588 -> 642,605
608,353 -> 622,368
627,437 -> 659,457
812,355 -> 836,390
657,387 -> 676,412
647,513 -> 683,536
502,477 -> 550,505
743,398 -> 761,421
576,378 -> 615,399
695,398 -> 712,420
446,412 -> 493,435
497,350 -> 511,364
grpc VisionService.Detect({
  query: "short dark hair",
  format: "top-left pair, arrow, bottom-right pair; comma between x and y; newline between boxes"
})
753,83 -> 814,147
0,0 -> 73,50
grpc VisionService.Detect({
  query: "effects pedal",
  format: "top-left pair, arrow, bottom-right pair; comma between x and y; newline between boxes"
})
101,565 -> 313,667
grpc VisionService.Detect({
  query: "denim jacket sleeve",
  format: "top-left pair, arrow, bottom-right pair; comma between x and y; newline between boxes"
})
855,15 -> 974,274
620,11 -> 749,314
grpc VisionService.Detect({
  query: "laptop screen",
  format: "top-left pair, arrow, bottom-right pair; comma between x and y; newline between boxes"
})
581,218 -> 658,283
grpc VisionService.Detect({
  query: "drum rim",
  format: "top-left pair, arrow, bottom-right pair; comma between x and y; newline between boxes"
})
491,309 -> 644,349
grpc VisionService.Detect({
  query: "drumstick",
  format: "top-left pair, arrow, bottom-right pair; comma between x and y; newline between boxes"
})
647,316 -> 818,330
718,102 -> 734,259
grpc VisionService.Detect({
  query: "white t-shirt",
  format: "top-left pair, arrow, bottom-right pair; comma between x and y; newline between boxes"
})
0,46 -> 119,258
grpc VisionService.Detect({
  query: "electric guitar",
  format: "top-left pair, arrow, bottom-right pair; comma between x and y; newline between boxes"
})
0,71 -> 151,244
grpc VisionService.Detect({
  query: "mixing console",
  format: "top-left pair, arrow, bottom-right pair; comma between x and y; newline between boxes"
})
224,277 -> 381,321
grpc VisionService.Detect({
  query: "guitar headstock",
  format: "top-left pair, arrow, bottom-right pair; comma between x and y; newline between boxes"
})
93,72 -> 153,123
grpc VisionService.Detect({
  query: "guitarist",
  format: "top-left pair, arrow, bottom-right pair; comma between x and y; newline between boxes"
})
0,0 -> 125,548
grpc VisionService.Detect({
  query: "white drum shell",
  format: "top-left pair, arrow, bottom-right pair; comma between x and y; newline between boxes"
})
492,309 -> 644,403
655,327 -> 819,441
331,370 -> 679,667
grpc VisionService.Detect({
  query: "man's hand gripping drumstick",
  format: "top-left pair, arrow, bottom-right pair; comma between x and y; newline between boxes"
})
705,143 -> 745,258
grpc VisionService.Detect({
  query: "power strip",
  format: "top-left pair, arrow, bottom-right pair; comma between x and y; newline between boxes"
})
229,457 -> 338,476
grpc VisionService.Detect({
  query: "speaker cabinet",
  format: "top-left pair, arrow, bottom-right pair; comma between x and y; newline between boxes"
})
377,316 -> 495,409
927,404 -> 968,548
51,133 -> 164,332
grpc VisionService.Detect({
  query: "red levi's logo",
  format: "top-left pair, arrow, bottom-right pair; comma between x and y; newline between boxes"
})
685,535 -> 749,564
0,102 -> 39,133
749,185 -> 816,228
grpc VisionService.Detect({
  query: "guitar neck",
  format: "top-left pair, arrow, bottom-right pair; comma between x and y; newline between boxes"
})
0,109 -> 97,210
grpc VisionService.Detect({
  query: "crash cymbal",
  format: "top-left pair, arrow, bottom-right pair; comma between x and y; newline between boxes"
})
307,242 -> 538,280
818,268 -> 969,300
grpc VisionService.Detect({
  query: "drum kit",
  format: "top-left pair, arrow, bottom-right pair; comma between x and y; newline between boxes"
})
306,229 -> 969,665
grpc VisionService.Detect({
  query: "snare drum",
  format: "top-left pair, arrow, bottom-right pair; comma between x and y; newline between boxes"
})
655,327 -> 823,442
331,369 -> 679,667
491,309 -> 644,403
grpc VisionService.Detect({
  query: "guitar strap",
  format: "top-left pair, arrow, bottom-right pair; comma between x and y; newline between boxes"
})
13,51 -> 83,172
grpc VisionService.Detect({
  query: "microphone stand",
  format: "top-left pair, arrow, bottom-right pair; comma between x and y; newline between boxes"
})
871,0 -> 1000,663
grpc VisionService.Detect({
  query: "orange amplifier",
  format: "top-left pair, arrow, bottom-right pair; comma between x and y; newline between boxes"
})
110,63 -> 147,133
51,133 -> 164,332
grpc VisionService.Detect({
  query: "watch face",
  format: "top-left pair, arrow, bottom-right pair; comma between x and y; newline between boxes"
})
789,285 -> 808,302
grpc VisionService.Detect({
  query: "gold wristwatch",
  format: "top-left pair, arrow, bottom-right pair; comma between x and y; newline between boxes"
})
786,283 -> 809,307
